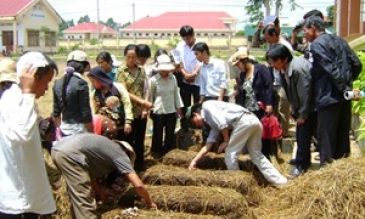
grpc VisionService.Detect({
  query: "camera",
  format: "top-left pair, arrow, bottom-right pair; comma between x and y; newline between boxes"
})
293,20 -> 304,31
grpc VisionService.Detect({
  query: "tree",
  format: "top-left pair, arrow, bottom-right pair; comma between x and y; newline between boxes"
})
246,0 -> 297,24
40,26 -> 57,54
59,19 -> 75,33
78,15 -> 91,24
236,30 -> 245,36
326,5 -> 334,22
105,17 -> 118,30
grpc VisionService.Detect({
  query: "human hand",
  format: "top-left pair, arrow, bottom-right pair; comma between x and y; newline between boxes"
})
265,105 -> 273,114
188,161 -> 197,170
141,110 -> 148,119
217,142 -> 228,154
147,202 -> 157,209
258,21 -> 264,29
19,64 -> 36,94
296,118 -> 306,126
143,101 -> 153,109
124,123 -> 133,135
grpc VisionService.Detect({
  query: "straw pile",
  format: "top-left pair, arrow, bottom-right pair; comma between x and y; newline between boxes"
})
250,157 -> 365,219
142,164 -> 262,205
138,185 -> 248,218
102,208 -> 222,219
162,149 -> 255,171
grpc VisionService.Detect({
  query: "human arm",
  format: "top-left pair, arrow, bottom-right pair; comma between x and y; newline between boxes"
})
252,21 -> 264,47
3,66 -> 38,142
114,83 -> 133,134
218,62 -> 228,101
188,142 -> 214,170
217,128 -> 230,153
125,172 -> 157,209
294,60 -> 312,124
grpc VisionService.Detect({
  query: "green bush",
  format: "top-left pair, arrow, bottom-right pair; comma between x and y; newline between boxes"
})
352,52 -> 365,141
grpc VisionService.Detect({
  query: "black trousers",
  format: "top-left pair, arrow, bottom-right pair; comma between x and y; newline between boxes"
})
295,112 -> 317,169
317,101 -> 351,166
123,117 -> 147,171
151,113 -> 177,156
0,212 -> 40,219
179,83 -> 200,131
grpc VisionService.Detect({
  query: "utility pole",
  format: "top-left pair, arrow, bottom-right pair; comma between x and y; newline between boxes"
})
97,0 -> 100,41
132,2 -> 136,44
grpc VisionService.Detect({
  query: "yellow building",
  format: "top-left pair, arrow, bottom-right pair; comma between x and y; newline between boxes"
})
0,0 -> 62,53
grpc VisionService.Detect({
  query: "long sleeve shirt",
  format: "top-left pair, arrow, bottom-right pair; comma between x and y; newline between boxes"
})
201,101 -> 250,143
199,57 -> 229,97
0,84 -> 56,214
148,73 -> 183,114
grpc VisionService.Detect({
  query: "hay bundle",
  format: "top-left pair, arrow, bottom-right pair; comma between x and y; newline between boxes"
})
102,208 -> 222,219
141,186 -> 247,218
143,164 -> 261,205
162,149 -> 255,171
251,157 -> 365,219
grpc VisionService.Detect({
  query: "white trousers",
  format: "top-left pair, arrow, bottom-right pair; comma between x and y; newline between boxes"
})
225,113 -> 287,185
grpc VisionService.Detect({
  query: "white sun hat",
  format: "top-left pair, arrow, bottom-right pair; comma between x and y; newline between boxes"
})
157,54 -> 175,71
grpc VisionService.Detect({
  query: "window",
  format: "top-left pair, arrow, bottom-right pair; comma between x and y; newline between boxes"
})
27,30 -> 39,47
79,35 -> 83,39
361,0 -> 365,21
44,32 -> 56,46
34,4 -> 41,10
221,33 -> 225,36
154,33 -> 158,36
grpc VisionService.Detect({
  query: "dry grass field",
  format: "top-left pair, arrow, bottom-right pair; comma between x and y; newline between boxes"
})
37,60 -> 365,219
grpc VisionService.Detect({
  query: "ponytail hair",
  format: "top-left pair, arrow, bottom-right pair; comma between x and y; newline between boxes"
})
61,66 -> 75,108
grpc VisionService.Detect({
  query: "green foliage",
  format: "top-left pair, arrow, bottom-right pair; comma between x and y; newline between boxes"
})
78,15 -> 91,24
88,38 -> 100,46
56,46 -> 67,54
326,5 -> 334,22
70,43 -> 81,51
236,30 -> 245,36
149,43 -> 160,52
352,52 -> 365,115
245,0 -> 264,23
167,38 -> 180,48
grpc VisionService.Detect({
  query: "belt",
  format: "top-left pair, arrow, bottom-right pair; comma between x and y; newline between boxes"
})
0,212 -> 40,219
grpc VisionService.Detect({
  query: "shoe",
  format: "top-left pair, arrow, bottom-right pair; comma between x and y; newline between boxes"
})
288,159 -> 297,165
287,166 -> 307,179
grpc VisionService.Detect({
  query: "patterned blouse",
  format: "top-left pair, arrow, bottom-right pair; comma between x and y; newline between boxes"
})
242,77 -> 259,112
117,64 -> 146,118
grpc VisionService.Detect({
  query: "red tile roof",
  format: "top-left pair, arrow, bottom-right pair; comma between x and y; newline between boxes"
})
64,22 -> 119,34
0,0 -> 34,16
124,11 -> 233,30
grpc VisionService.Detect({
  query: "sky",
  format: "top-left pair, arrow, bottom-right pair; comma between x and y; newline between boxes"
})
47,0 -> 334,30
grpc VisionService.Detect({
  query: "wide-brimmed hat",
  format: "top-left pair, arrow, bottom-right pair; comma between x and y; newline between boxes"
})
230,50 -> 249,66
111,55 -> 122,67
0,58 -> 17,83
157,54 -> 175,71
113,140 -> 136,165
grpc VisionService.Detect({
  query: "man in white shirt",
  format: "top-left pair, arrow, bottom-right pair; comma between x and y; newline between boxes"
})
192,42 -> 229,103
186,101 -> 287,186
0,52 -> 58,218
176,25 -> 201,134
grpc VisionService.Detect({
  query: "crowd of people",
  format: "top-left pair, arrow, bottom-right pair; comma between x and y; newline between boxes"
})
0,9 -> 362,219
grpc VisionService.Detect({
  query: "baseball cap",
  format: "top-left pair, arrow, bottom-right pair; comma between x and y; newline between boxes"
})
0,58 -> 17,83
230,51 -> 249,66
67,50 -> 89,62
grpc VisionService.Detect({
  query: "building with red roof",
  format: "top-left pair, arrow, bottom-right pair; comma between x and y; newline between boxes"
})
0,0 -> 62,53
63,22 -> 119,40
122,11 -> 237,39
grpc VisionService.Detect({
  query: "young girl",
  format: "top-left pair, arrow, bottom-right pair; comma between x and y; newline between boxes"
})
148,54 -> 184,158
